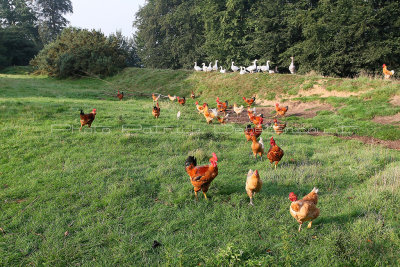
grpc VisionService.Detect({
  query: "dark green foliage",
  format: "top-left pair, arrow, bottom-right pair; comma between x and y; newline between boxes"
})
0,0 -> 42,68
30,28 -> 128,78
134,0 -> 400,76
34,0 -> 73,44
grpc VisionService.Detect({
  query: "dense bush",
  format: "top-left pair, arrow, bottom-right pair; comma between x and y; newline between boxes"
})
30,28 -> 129,78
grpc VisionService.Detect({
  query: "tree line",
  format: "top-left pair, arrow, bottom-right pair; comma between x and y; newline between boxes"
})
0,0 -> 72,68
134,0 -> 400,77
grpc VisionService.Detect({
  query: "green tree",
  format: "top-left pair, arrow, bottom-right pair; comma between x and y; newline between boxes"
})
134,0 -> 205,69
34,0 -> 72,44
0,0 -> 41,68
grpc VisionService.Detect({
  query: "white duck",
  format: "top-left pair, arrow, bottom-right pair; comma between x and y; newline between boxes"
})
246,59 -> 258,73
240,66 -> 247,75
202,63 -> 207,72
220,66 -> 226,73
289,56 -> 296,74
260,60 -> 270,72
207,62 -> 213,72
231,61 -> 239,72
194,62 -> 202,71
213,60 -> 219,71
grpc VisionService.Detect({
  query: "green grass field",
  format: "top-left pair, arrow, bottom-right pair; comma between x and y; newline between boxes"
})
1,67 -> 400,266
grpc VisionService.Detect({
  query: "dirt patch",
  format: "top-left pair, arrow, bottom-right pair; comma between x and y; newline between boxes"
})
297,84 -> 366,98
340,135 -> 400,150
372,113 -> 400,125
390,95 -> 400,106
254,99 -> 334,117
309,132 -> 400,150
226,101 -> 333,124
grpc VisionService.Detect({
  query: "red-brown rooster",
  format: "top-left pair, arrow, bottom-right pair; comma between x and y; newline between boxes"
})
177,96 -> 186,106
117,90 -> 124,101
267,137 -> 284,169
275,103 -> 289,117
152,102 -> 160,118
216,97 -> 228,113
185,153 -> 218,200
243,96 -> 256,106
79,109 -> 96,131
289,188 -> 320,232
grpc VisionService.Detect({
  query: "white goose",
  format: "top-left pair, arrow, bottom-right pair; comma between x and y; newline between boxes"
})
202,63 -> 207,72
220,66 -> 226,73
194,62 -> 202,71
269,64 -> 275,74
231,61 -> 239,72
246,59 -> 258,73
207,62 -> 212,72
213,60 -> 219,71
260,60 -> 270,72
289,56 -> 296,74
240,66 -> 247,75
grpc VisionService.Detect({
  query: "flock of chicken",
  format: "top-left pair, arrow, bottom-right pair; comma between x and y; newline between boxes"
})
194,57 -> 296,74
147,88 -> 318,231
76,62 -> 397,232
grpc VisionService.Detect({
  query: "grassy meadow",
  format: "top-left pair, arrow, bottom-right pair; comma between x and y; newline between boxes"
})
1,67 -> 400,266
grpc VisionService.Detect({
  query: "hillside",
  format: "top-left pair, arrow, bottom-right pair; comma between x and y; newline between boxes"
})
108,68 -> 400,142
1,67 -> 400,266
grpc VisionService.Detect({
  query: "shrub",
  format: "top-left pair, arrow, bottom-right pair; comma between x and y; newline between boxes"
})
30,27 -> 128,78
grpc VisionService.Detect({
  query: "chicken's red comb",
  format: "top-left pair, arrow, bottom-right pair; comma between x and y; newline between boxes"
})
242,97 -> 246,100
254,170 -> 258,175
92,108 -> 96,112
275,103 -> 279,106
195,101 -> 198,105
383,64 -> 386,68
212,152 -> 218,161
273,118 -> 277,122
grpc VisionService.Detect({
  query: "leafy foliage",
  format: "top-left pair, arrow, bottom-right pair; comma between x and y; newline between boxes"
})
0,0 -> 42,68
134,0 -> 400,76
30,28 -> 128,78
34,0 -> 73,44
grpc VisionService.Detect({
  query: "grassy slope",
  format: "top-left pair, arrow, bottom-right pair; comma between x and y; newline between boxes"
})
111,68 -> 400,140
0,68 -> 400,266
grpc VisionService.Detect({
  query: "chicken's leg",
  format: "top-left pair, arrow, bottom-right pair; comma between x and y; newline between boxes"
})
307,221 -> 312,229
194,191 -> 198,201
249,197 -> 254,206
203,192 -> 208,200
298,223 -> 302,232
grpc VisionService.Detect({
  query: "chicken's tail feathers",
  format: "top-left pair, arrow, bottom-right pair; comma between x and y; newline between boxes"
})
80,109 -> 84,115
391,70 -> 395,75
312,187 -> 319,194
259,137 -> 264,149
